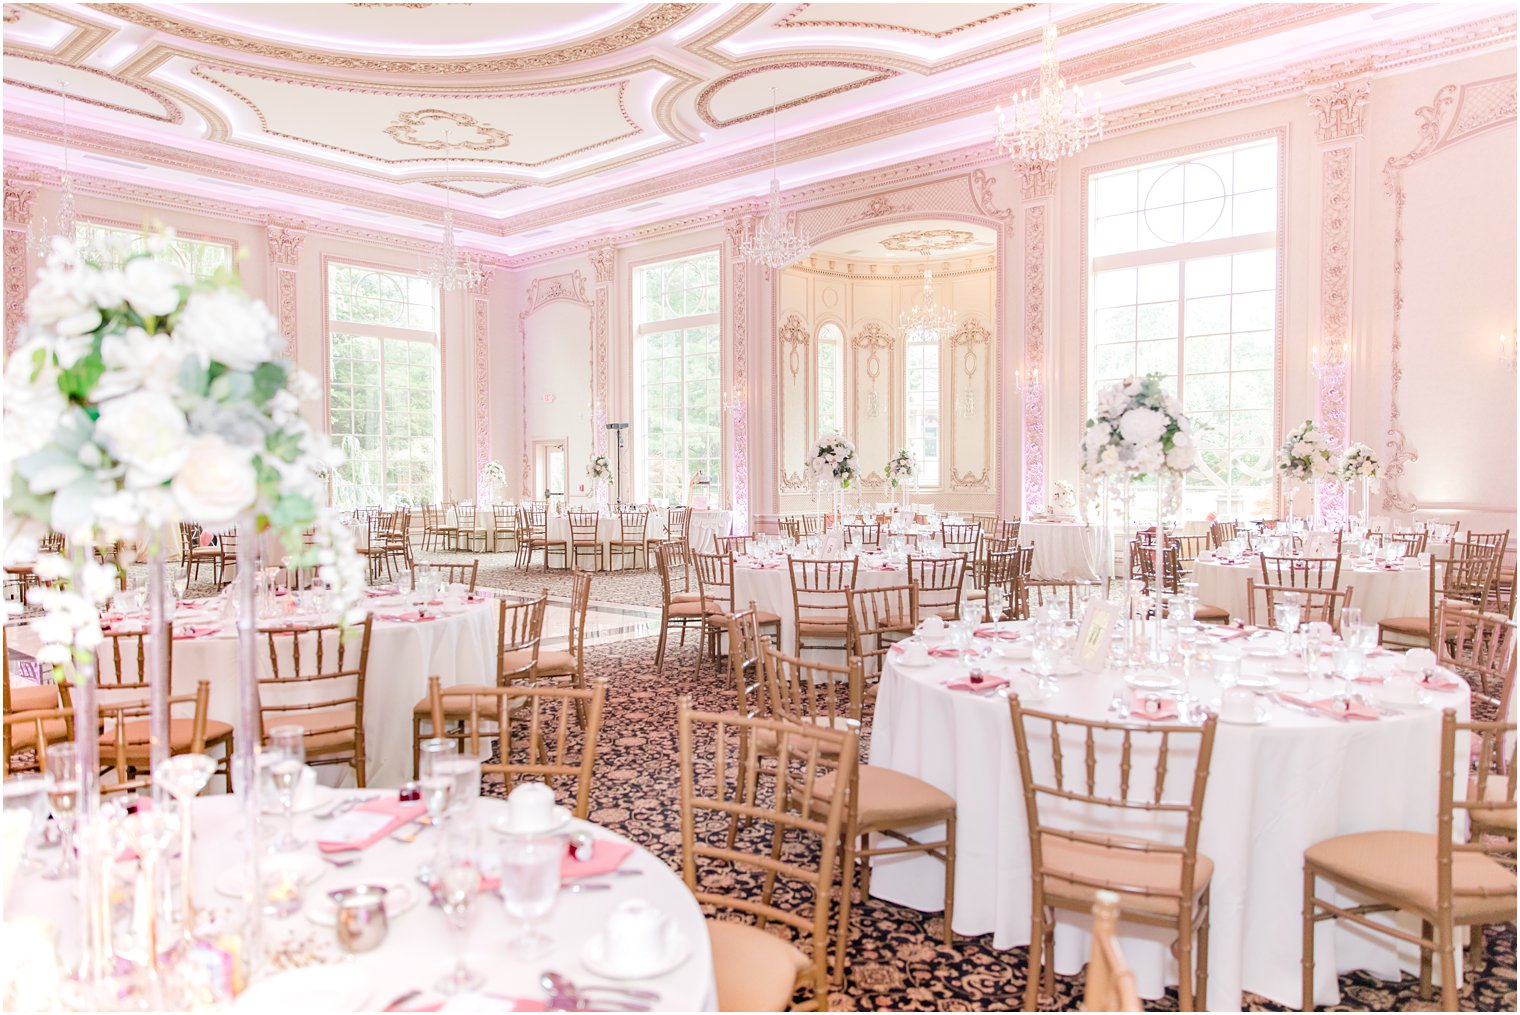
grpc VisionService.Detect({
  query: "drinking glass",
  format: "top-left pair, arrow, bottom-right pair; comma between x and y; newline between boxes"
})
1176,626 -> 1202,681
1339,607 -> 1362,636
499,833 -> 561,957
960,601 -> 985,627
43,743 -> 81,880
2,774 -> 50,872
1332,644 -> 1365,700
986,586 -> 1007,631
1275,592 -> 1303,650
418,739 -> 458,823
263,725 -> 306,852
434,822 -> 484,993
154,753 -> 217,938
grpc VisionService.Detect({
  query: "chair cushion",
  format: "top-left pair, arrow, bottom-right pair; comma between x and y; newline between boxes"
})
9,685 -> 59,711
1378,616 -> 1430,635
755,715 -> 857,755
1194,604 -> 1230,622
667,600 -> 709,618
500,648 -> 542,675
797,618 -> 850,637
270,709 -> 359,754
706,919 -> 807,1013
534,650 -> 577,678
103,718 -> 233,758
670,592 -> 701,604
815,763 -> 955,832
1038,834 -> 1215,917
7,715 -> 68,749
414,685 -> 525,717
1306,830 -> 1515,924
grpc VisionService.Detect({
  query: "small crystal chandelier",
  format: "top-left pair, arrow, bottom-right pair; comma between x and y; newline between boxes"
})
994,19 -> 1103,164
900,269 -> 956,343
739,88 -> 808,269
425,138 -> 486,292
30,81 -> 79,258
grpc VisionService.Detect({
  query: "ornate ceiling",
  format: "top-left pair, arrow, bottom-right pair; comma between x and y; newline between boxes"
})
2,3 -> 1514,259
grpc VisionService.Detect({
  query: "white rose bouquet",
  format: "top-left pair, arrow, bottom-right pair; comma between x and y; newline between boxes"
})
4,232 -> 363,676
587,454 -> 612,482
1276,419 -> 1340,484
1080,373 -> 1196,511
1049,480 -> 1077,514
808,432 -> 858,489
884,448 -> 917,488
481,459 -> 506,486
1338,442 -> 1379,482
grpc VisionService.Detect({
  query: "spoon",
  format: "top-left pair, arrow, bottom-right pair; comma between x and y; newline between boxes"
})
541,971 -> 661,1002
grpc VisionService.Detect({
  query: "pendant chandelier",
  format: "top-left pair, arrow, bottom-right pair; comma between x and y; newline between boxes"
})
30,81 -> 78,258
900,269 -> 956,343
739,88 -> 808,269
994,20 -> 1103,164
425,138 -> 486,292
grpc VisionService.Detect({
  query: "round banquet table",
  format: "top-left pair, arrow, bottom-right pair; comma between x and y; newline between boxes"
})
1192,554 -> 1430,626
545,514 -> 669,568
732,553 -> 923,655
868,622 -> 1471,1010
8,595 -> 499,789
685,510 -> 734,555
4,795 -> 717,1012
1021,520 -> 1114,582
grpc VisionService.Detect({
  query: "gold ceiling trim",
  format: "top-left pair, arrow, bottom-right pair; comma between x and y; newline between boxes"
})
695,60 -> 898,129
83,3 -> 701,75
385,109 -> 512,151
773,3 -> 1039,39
2,50 -> 184,124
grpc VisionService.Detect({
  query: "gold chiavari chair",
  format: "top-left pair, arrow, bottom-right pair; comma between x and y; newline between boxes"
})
491,504 -> 519,557
908,554 -> 965,621
3,627 -> 70,776
522,505 -> 568,571
777,516 -> 803,541
1385,530 -> 1429,557
98,681 -> 220,790
968,534 -> 1010,600
5,706 -> 74,780
385,507 -> 417,572
982,545 -> 1036,621
1083,890 -> 1142,1012
566,510 -> 604,572
1379,545 -> 1501,650
713,534 -> 751,557
427,676 -> 606,819
655,542 -> 709,670
357,512 -> 391,582
678,701 -> 853,1012
1259,553 -> 1341,591
1010,695 -> 1218,1012
787,556 -> 858,658
609,507 -> 651,570
940,522 -> 981,563
260,616 -> 374,787
1302,711 -> 1516,1012
845,583 -> 917,679
452,504 -> 487,553
179,521 -> 220,585
419,504 -> 445,552
667,505 -> 692,557
693,551 -> 782,677
1130,538 -> 1189,598
728,604 -> 768,720
1434,602 -> 1516,713
1208,520 -> 1239,549
1246,580 -> 1354,633
413,559 -> 479,594
843,521 -> 882,550
538,572 -> 593,725
412,593 -> 547,774
994,519 -> 1022,544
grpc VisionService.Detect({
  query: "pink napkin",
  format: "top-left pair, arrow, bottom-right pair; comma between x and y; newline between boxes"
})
974,628 -> 1021,642
172,626 -> 220,640
365,587 -> 397,598
426,599 -> 445,606
1421,670 -> 1462,691
318,797 -> 427,853
379,612 -> 437,623
561,839 -> 635,879
197,530 -> 215,548
1128,693 -> 1179,720
947,673 -> 1009,692
1278,693 -> 1379,721
390,1000 -> 546,1013
465,594 -> 491,603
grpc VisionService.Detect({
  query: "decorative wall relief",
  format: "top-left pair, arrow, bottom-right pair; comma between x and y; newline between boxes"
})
778,312 -> 808,379
266,221 -> 304,361
471,280 -> 492,501
851,321 -> 894,421
3,176 -> 35,355
949,316 -> 993,491
1021,198 -> 1048,516
969,167 -> 1016,222
588,247 -> 614,456
1381,75 -> 1517,512
727,216 -> 751,532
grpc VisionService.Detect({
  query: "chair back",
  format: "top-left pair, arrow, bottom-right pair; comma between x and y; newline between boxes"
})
1435,603 -> 1516,711
1386,530 -> 1428,556
492,504 -> 517,535
1439,544 -> 1501,609
524,506 -> 550,542
908,554 -> 965,621
846,583 -> 917,676
693,550 -> 736,615
567,510 -> 600,544
1245,579 -> 1353,631
94,628 -> 173,699
413,559 -> 478,593
496,593 -> 549,686
1258,554 -> 1341,590
1208,521 -> 1239,549
1083,890 -> 1142,1012
258,616 -> 374,748
617,508 -> 649,544
1130,539 -> 1183,596
676,700 -> 855,1008
566,571 -> 592,668
786,556 -> 858,630
452,503 -> 475,532
994,519 -> 1022,543
428,676 -> 606,818
761,642 -> 863,732
728,603 -> 767,717
1009,695 -> 1218,915
844,522 -> 882,550
987,545 -> 1036,620
1172,534 -> 1210,569
3,626 -> 71,774
655,540 -> 691,599
667,505 -> 691,542
1438,710 -> 1517,891
713,534 -> 750,556
941,522 -> 981,560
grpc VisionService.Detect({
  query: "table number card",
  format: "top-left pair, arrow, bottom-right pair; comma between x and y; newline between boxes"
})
1074,600 -> 1123,672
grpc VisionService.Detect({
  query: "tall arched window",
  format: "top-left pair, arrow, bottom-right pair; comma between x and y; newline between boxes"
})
905,329 -> 941,487
816,323 -> 843,434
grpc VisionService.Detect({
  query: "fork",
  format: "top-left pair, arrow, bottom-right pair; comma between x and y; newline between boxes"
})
391,820 -> 426,844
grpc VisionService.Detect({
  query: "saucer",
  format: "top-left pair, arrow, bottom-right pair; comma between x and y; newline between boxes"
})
304,878 -> 420,927
490,805 -> 572,837
1234,674 -> 1281,690
1124,672 -> 1181,692
892,654 -> 934,669
580,924 -> 691,980
214,853 -> 324,898
1210,700 -> 1272,725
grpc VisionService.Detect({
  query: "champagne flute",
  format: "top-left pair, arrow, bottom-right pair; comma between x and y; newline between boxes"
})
1275,592 -> 1303,652
986,585 -> 1007,634
43,743 -> 81,880
154,753 -> 217,938
499,833 -> 561,957
418,739 -> 458,824
263,726 -> 306,852
434,822 -> 484,993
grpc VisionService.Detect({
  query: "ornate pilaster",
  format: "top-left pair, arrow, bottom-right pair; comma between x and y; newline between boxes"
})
266,221 -> 305,361
588,245 -> 615,457
723,215 -> 753,533
1307,79 -> 1368,527
1018,163 -> 1051,517
469,270 -> 494,501
4,176 -> 36,354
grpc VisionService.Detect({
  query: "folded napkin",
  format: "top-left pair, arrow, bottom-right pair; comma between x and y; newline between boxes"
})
197,530 -> 216,548
561,839 -> 635,879
318,797 -> 427,853
1211,627 -> 1251,641
426,599 -> 445,606
364,587 -> 398,598
378,612 -> 437,623
1278,693 -> 1379,721
391,998 -> 546,1013
973,628 -> 1022,642
172,626 -> 221,640
465,594 -> 491,603
1128,693 -> 1178,721
1421,670 -> 1462,691
947,673 -> 1009,692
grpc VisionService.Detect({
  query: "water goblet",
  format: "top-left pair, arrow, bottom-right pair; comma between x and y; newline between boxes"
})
263,726 -> 306,852
42,743 -> 82,880
986,586 -> 1008,632
1,774 -> 50,872
1339,607 -> 1362,636
154,753 -> 217,937
1275,592 -> 1303,651
960,601 -> 986,628
418,739 -> 459,823
433,822 -> 485,993
499,833 -> 561,958
1332,644 -> 1365,701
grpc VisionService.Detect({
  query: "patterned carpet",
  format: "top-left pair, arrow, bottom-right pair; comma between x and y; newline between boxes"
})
479,632 -> 1517,1013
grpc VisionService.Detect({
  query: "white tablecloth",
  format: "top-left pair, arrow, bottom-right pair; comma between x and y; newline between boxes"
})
5,795 -> 717,1011
1022,520 -> 1113,582
1192,555 -> 1429,626
869,622 -> 1470,1010
732,557 -> 911,655
686,511 -> 734,555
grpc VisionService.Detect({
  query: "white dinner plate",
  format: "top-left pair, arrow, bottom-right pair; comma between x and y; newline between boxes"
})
232,965 -> 372,1012
214,853 -> 324,898
580,924 -> 691,980
1244,646 -> 1281,659
1234,674 -> 1280,690
1210,700 -> 1272,725
489,806 -> 572,837
1124,672 -> 1181,692
304,877 -> 421,927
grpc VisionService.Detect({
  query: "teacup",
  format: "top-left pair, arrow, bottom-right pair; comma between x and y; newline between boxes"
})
602,899 -> 670,974
900,642 -> 930,667
917,616 -> 946,642
506,782 -> 556,831
1220,687 -> 1257,723
1212,648 -> 1243,688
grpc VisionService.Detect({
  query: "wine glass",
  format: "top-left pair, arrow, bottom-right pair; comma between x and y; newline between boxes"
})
1339,607 -> 1362,637
1274,592 -> 1303,651
1029,624 -> 1062,695
418,739 -> 458,824
986,586 -> 1007,632
499,833 -> 561,957
43,743 -> 81,880
434,822 -> 485,993
1332,644 -> 1365,701
263,726 -> 306,852
1,774 -> 50,872
960,600 -> 986,628
154,753 -> 217,937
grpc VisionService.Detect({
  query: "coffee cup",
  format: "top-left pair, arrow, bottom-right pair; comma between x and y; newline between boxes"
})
602,899 -> 670,974
506,782 -> 556,831
1212,647 -> 1243,688
901,642 -> 929,666
917,616 -> 945,641
1220,687 -> 1257,723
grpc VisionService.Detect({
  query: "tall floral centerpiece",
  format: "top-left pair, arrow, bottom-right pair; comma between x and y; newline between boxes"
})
808,432 -> 857,524
479,459 -> 506,505
1339,442 -> 1380,527
587,453 -> 612,509
4,232 -> 363,997
884,448 -> 916,515
1276,419 -> 1340,529
1081,374 -> 1196,660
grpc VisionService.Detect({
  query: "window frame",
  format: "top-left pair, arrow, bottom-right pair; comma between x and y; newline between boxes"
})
903,323 -> 944,490
74,218 -> 237,282
815,321 -> 845,437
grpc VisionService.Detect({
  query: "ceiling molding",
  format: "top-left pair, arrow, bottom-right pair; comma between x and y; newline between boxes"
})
695,60 -> 898,129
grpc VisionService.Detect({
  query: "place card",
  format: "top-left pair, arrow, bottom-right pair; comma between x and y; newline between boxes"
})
1074,600 -> 1123,672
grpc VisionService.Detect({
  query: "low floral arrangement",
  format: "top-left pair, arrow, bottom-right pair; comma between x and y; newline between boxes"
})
1276,419 -> 1340,484
1080,373 -> 1196,511
808,432 -> 858,489
4,232 -> 363,674
1338,442 -> 1379,482
884,448 -> 917,488
1048,480 -> 1077,514
480,459 -> 506,486
587,454 -> 612,482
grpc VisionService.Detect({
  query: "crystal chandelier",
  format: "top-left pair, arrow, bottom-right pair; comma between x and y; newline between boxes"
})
425,139 -> 486,292
900,269 -> 956,343
30,81 -> 79,258
994,21 -> 1103,164
739,89 -> 808,269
